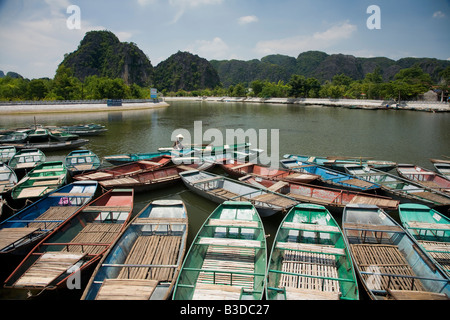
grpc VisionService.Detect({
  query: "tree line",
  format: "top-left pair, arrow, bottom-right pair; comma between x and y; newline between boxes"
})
1,64 -> 449,102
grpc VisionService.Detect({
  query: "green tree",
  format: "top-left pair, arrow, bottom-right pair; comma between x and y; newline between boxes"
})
288,75 -> 307,97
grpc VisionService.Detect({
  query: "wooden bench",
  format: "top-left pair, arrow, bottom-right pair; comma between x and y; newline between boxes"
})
0,228 -> 39,251
407,221 -> 450,232
276,242 -> 345,256
198,237 -> 261,248
192,283 -> 242,300
284,287 -> 341,300
208,219 -> 259,229
282,222 -> 340,234
95,279 -> 159,300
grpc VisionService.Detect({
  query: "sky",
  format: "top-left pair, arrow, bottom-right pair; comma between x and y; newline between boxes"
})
0,0 -> 449,79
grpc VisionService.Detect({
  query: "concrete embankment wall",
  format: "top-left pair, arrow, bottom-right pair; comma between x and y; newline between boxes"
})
164,96 -> 450,112
0,100 -> 169,115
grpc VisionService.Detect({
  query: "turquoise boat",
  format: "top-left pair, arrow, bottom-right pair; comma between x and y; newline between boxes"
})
65,150 -> 101,176
399,203 -> 450,276
0,146 -> 16,164
8,148 -> 46,174
284,154 -> 396,172
82,200 -> 188,300
280,158 -> 380,192
266,204 -> 359,300
12,161 -> 68,200
173,201 -> 267,300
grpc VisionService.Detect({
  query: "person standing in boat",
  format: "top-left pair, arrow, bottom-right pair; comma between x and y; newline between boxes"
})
173,134 -> 184,150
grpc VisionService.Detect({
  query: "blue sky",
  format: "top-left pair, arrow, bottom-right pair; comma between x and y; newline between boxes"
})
0,0 -> 449,79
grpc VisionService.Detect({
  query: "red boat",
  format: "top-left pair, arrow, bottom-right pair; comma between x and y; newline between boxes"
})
219,160 -> 320,184
4,189 -> 134,295
397,164 -> 450,194
241,175 -> 399,210
73,155 -> 172,181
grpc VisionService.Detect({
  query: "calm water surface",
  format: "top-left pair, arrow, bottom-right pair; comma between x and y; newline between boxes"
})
0,101 -> 449,300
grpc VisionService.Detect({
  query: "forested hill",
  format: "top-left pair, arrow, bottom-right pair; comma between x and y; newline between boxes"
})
212,51 -> 450,87
60,31 -> 154,87
154,51 -> 221,92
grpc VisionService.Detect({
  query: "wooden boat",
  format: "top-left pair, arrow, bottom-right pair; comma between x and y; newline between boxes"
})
399,203 -> 450,277
0,163 -> 18,196
173,201 -> 267,300
59,124 -> 107,136
12,161 -> 68,200
220,160 -> 320,184
0,131 -> 28,144
64,150 -> 101,176
240,175 -> 399,210
397,164 -> 450,194
82,200 -> 188,300
430,159 -> 450,179
0,181 -> 98,255
284,154 -> 396,172
179,170 -> 298,217
266,204 -> 359,300
342,204 -> 450,300
345,164 -> 450,208
73,156 -> 172,181
159,142 -> 251,156
8,148 -> 46,174
98,163 -> 213,192
4,189 -> 134,293
0,146 -> 16,164
280,158 -> 380,192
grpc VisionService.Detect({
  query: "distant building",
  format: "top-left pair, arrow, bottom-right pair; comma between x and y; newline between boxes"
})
419,90 -> 439,101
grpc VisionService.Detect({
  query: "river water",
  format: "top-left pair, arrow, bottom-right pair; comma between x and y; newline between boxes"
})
0,101 -> 449,300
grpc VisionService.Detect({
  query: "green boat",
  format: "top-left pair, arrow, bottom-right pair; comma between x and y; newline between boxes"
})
65,150 -> 101,176
12,161 -> 68,200
399,203 -> 450,276
173,201 -> 267,300
266,203 -> 359,300
8,148 -> 46,173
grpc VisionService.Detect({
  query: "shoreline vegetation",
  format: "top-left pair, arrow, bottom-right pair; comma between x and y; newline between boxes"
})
0,97 -> 447,114
164,96 -> 450,113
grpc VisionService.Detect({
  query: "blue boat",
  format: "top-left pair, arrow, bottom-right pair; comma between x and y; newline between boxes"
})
280,158 -> 380,192
284,154 -> 396,172
65,150 -> 101,176
103,150 -> 192,166
0,181 -> 98,255
82,200 -> 188,300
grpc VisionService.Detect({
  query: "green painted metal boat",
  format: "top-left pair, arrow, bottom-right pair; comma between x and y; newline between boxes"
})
266,203 -> 359,300
8,148 -> 46,173
173,201 -> 267,300
65,150 -> 101,176
12,161 -> 68,200
399,203 -> 450,277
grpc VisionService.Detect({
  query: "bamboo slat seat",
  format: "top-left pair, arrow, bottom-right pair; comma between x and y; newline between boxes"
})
278,250 -> 341,299
14,252 -> 86,288
350,244 -> 425,292
0,228 -> 39,251
192,283 -> 242,300
95,279 -> 159,300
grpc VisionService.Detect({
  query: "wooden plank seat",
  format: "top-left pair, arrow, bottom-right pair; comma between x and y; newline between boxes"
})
95,279 -> 159,300
407,221 -> 450,231
350,244 -> 426,292
208,219 -> 259,229
284,286 -> 341,300
267,181 -> 288,192
341,178 -> 374,188
387,289 -> 449,300
230,162 -> 254,170
197,237 -> 261,248
100,177 -> 140,187
193,176 -> 224,185
0,228 -> 39,251
343,222 -> 404,234
83,206 -> 132,212
27,206 -> 80,230
282,222 -> 340,234
276,242 -> 345,256
286,192 -> 332,205
192,283 -> 242,300
349,195 -> 398,209
16,187 -> 49,198
13,252 -> 86,288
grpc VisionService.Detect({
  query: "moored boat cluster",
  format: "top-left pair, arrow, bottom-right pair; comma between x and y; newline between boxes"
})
0,140 -> 449,301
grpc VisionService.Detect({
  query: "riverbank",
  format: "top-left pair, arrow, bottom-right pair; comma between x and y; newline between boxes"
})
0,100 -> 169,115
164,96 -> 450,112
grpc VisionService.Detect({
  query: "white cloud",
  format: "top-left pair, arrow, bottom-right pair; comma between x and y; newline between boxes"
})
238,15 -> 258,25
255,21 -> 357,56
185,37 -> 230,60
433,11 -> 446,18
